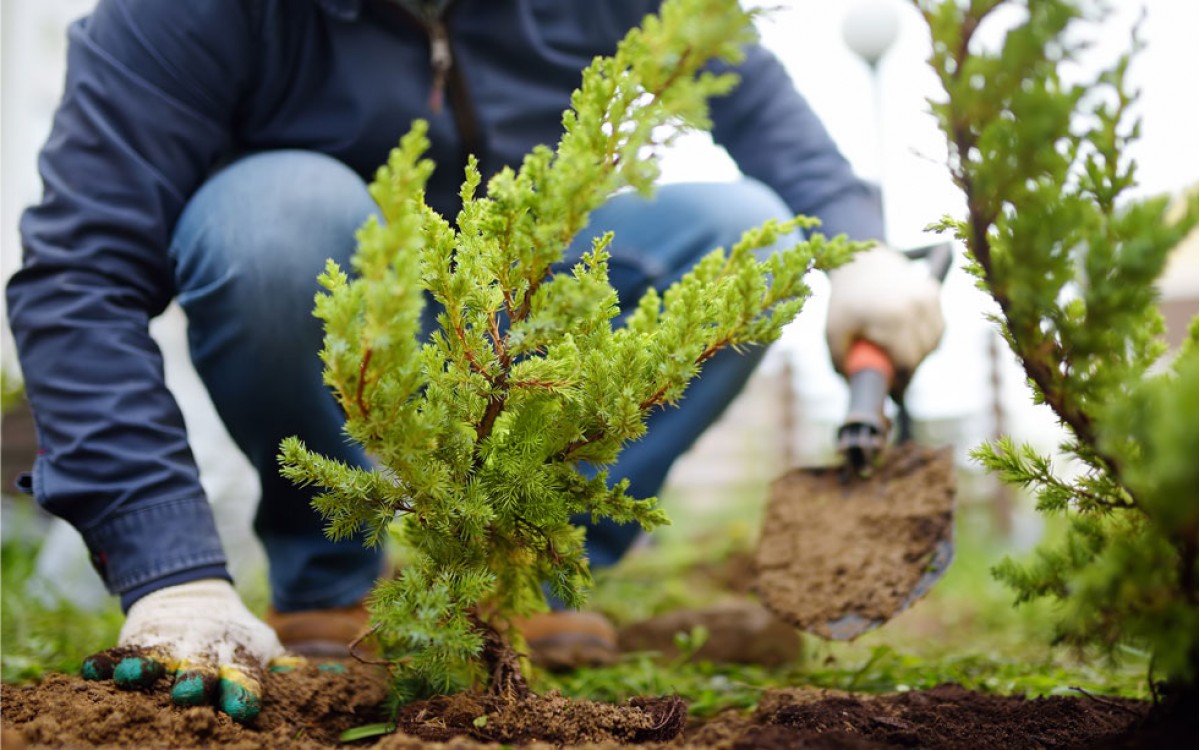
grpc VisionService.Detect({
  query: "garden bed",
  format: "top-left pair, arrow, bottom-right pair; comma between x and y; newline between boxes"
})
1,660 -> 1173,749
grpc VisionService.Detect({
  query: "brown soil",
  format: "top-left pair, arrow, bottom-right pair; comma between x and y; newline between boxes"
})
1,665 -> 1175,749
754,443 -> 956,639
0,661 -> 387,749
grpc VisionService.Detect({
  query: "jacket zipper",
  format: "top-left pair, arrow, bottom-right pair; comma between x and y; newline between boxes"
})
427,19 -> 452,113
367,1 -> 482,169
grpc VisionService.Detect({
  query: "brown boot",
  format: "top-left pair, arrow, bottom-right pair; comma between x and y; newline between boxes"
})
512,611 -> 618,671
618,600 -> 802,667
265,601 -> 371,658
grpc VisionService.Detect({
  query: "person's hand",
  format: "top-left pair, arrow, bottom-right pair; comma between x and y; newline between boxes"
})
826,245 -> 945,397
81,579 -> 293,722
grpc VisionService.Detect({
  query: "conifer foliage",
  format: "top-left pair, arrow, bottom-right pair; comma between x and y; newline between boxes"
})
279,0 -> 855,697
921,0 -> 1198,690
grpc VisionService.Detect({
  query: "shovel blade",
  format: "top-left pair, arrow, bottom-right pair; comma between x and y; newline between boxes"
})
753,443 -> 956,640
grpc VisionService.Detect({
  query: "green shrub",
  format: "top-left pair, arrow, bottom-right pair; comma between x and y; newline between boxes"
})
279,0 -> 857,699
921,0 -> 1198,691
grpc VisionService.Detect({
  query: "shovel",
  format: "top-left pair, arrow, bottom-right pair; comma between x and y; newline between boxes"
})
753,243 -> 957,640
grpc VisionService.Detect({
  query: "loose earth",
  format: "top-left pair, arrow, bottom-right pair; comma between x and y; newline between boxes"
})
1,662 -> 1174,749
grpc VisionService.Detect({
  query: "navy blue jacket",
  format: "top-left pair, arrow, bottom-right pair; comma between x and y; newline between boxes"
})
8,0 -> 883,608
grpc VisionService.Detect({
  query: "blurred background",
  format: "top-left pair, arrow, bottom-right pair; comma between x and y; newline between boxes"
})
1,0 -> 1196,649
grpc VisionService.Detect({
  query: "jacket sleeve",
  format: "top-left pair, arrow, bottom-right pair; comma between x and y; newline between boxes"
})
6,0 -> 255,608
709,42 -> 885,243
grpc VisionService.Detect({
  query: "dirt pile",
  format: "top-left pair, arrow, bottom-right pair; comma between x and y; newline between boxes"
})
695,683 -> 1155,749
1,661 -> 387,750
389,691 -> 685,746
2,665 -> 1166,749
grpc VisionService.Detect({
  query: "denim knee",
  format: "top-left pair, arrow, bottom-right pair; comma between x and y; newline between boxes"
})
170,151 -> 378,326
564,180 -> 799,574
576,179 -> 799,304
686,179 -> 797,247
169,151 -> 384,611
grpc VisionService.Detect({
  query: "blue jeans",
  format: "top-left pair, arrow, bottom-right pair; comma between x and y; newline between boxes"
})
170,151 -> 796,612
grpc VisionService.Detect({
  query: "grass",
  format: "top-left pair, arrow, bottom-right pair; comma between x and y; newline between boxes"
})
536,473 -> 1152,713
2,466 -> 1151,716
1,503 -> 123,683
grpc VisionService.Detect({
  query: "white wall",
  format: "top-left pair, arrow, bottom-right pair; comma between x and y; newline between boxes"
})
2,0 -> 99,373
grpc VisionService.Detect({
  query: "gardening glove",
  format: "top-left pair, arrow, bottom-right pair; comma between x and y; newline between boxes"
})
80,579 -> 296,722
826,245 -> 944,398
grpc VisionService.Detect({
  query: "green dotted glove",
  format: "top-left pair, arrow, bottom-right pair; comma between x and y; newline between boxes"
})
81,579 -> 298,722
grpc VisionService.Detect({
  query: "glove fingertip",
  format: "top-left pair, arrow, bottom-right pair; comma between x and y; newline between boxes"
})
218,684 -> 261,723
218,666 -> 262,723
170,663 -> 219,707
81,653 -> 116,681
268,654 -> 306,673
113,655 -> 167,690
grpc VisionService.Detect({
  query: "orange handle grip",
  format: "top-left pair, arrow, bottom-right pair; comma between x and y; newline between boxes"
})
845,340 -> 894,383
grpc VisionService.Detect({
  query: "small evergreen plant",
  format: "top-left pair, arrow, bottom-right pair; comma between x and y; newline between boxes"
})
279,0 -> 856,698
921,0 -> 1198,693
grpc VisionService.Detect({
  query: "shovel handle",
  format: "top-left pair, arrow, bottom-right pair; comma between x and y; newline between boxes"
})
838,243 -> 953,467
844,340 -> 894,382
839,340 -> 894,471
843,340 -> 891,431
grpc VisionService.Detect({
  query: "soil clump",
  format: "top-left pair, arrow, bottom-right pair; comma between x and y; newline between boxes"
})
755,443 -> 956,638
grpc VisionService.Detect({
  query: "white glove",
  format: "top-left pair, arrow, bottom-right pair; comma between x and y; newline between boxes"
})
826,245 -> 945,393
82,579 -> 291,722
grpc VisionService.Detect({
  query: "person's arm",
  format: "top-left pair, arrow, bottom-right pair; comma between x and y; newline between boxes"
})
6,0 -> 286,720
709,43 -> 943,389
708,43 -> 884,243
9,0 -> 254,607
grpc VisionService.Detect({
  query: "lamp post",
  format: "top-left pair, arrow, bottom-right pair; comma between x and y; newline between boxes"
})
842,0 -> 910,437
842,0 -> 901,236
843,0 -> 900,69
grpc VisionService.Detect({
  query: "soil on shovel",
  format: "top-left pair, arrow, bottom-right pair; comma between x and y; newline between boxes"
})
1,664 -> 1178,749
755,442 -> 956,638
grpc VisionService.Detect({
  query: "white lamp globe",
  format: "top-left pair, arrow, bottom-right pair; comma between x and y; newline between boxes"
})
843,0 -> 901,67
